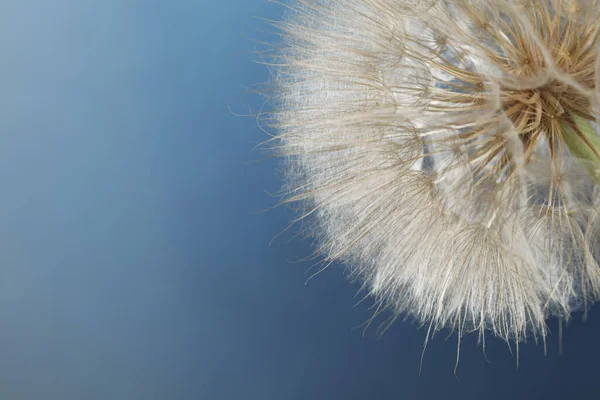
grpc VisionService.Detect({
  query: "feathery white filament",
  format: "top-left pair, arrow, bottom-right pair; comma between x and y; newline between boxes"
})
265,0 -> 600,345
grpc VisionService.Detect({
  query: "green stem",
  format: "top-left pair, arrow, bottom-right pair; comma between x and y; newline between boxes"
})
561,114 -> 600,184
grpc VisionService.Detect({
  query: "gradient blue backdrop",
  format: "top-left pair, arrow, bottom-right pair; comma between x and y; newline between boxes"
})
1,1 -> 600,399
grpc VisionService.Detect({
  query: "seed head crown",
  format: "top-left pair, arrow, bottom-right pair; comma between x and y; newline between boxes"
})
266,0 -> 600,346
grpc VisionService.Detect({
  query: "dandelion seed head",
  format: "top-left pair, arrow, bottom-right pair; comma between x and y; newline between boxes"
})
266,0 -> 600,344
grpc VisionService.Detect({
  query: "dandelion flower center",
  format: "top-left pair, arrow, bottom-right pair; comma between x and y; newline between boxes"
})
410,1 -> 600,186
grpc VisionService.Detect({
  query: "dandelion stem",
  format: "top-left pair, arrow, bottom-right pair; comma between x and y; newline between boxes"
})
562,114 -> 600,184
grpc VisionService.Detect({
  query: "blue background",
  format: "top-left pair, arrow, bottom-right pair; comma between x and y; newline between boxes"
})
1,1 -> 600,399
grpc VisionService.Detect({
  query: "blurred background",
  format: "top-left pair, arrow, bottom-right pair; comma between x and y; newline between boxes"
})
0,0 -> 599,399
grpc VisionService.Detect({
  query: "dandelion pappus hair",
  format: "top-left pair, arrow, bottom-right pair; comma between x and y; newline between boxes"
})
262,0 -> 600,351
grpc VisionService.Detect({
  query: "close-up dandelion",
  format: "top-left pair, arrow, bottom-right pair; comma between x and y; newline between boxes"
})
263,0 -> 600,352
11,0 -> 600,398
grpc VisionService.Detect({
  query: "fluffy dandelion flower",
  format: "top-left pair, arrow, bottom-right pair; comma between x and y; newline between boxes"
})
265,0 -> 600,346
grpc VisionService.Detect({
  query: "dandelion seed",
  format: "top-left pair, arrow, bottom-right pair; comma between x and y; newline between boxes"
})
262,0 -> 600,348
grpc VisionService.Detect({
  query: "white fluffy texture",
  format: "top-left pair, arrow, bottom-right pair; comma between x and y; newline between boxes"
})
268,0 -> 600,343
